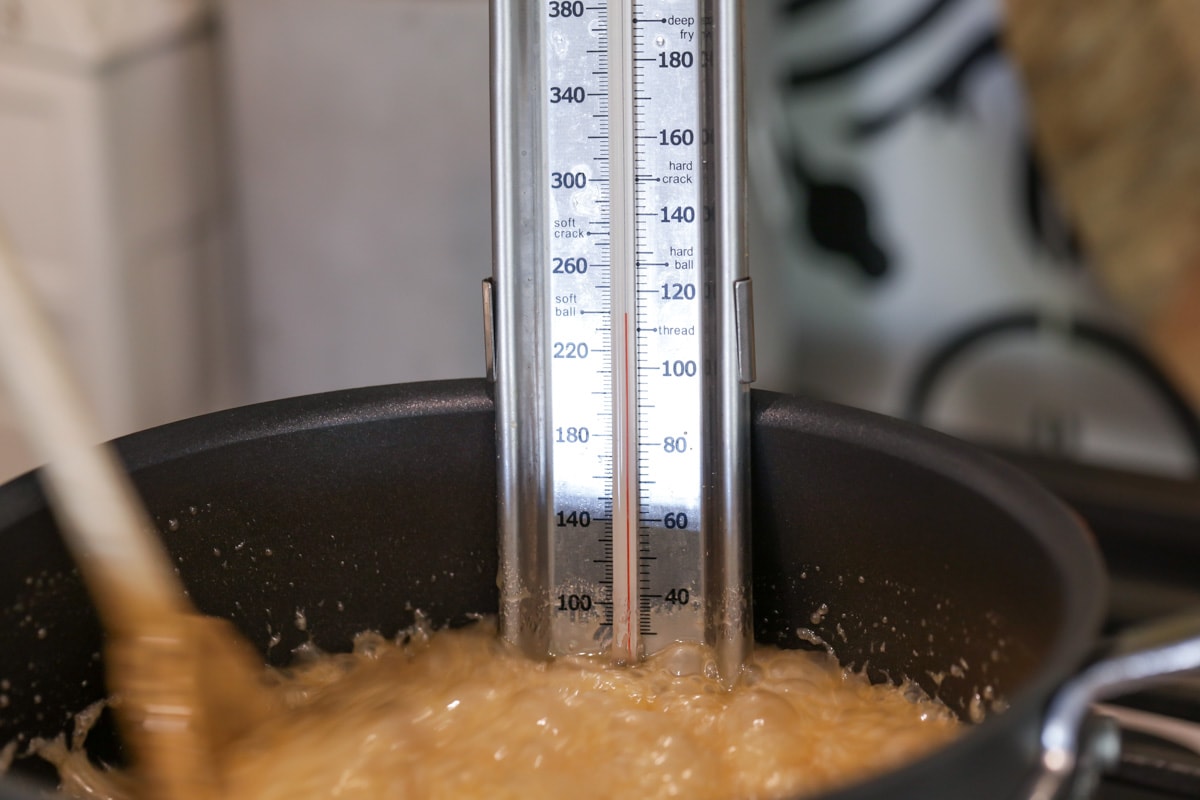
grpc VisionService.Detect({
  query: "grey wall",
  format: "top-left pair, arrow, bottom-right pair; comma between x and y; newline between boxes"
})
221,0 -> 492,402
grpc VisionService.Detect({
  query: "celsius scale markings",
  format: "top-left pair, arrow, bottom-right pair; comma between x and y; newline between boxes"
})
489,0 -> 754,682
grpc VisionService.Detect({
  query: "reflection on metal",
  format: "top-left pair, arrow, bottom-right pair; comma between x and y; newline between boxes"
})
1028,612 -> 1200,800
491,0 -> 752,681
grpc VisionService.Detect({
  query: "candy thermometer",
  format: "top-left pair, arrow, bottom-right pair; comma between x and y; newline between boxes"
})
485,0 -> 754,681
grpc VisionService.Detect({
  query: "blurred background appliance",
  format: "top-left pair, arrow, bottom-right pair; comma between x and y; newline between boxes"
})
745,0 -> 1200,479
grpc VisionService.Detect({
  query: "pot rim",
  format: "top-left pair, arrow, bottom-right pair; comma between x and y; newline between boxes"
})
0,379 -> 1109,799
750,390 -> 1108,797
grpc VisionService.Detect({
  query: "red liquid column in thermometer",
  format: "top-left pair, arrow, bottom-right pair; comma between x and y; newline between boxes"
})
544,1 -> 705,660
492,0 -> 751,679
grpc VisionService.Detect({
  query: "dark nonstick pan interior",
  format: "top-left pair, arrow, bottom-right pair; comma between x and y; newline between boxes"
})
0,379 -> 1105,799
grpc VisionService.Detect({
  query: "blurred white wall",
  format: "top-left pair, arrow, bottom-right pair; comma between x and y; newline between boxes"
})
0,1 -> 235,482
219,0 -> 492,403
0,0 -> 493,482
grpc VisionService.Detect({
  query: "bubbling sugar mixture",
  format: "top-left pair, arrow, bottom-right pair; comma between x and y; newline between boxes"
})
42,619 -> 960,800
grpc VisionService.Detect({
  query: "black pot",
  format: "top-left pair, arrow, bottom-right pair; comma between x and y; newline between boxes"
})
0,379 -> 1108,798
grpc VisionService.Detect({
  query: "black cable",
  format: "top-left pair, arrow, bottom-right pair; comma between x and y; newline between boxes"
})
903,311 -> 1200,470
779,0 -> 841,17
782,0 -> 963,89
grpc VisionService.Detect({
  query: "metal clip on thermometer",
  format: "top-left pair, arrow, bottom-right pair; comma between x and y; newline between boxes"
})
485,0 -> 754,682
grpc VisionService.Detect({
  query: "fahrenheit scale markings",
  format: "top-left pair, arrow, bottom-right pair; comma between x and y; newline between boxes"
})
492,0 -> 751,679
546,0 -> 704,660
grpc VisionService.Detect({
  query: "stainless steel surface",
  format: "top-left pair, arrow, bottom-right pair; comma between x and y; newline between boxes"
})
705,0 -> 754,684
482,278 -> 496,383
734,277 -> 756,386
1096,704 -> 1200,756
1028,613 -> 1200,800
538,0 -> 637,658
491,0 -> 751,677
492,0 -> 552,659
611,0 -> 707,660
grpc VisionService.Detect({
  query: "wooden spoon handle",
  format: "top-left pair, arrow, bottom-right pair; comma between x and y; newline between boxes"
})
0,227 -> 187,631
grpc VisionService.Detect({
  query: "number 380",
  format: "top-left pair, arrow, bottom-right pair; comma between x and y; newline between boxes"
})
549,1 -> 585,17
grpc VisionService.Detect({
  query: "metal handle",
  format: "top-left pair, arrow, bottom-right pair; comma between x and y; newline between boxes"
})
1027,610 -> 1200,800
1094,702 -> 1200,756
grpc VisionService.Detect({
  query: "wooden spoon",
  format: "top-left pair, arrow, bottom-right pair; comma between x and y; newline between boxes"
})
0,229 -> 275,799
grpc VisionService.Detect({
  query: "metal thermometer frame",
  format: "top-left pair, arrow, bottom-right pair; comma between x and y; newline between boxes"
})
487,0 -> 753,680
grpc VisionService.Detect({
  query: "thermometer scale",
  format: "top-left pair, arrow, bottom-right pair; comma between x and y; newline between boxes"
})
486,0 -> 753,680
